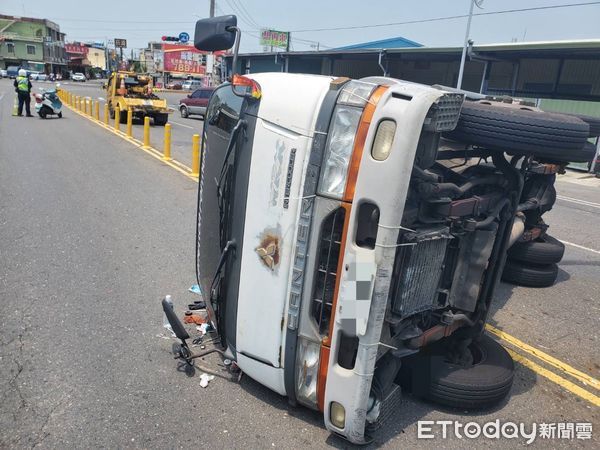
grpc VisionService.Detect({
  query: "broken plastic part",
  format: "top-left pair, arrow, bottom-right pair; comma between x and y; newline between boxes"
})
199,373 -> 215,388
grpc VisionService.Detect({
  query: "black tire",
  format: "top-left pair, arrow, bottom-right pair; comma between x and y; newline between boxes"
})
508,234 -> 565,264
573,114 -> 600,137
58,112 -> 62,118
109,106 -> 115,120
154,114 -> 168,126
537,142 -> 597,164
38,109 -> 47,119
180,105 -> 189,118
502,260 -> 558,287
119,110 -> 127,124
445,101 -> 590,158
402,335 -> 514,410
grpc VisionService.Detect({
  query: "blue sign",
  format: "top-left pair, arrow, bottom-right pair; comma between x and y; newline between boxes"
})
179,32 -> 190,44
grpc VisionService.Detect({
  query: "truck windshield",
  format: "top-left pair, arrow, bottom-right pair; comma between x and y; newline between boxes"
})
196,84 -> 250,348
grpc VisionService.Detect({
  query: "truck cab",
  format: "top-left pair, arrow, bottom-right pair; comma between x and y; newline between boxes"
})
194,65 -> 513,443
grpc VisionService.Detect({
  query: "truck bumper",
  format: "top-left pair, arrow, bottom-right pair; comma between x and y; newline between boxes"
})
321,81 -> 452,443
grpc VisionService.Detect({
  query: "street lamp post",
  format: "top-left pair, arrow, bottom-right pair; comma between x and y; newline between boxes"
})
456,0 -> 483,89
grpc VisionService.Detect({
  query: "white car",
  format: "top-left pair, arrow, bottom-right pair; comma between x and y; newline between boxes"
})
71,72 -> 86,82
0,69 -> 7,78
181,79 -> 202,91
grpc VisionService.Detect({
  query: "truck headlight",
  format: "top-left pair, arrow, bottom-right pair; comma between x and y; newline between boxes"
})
295,337 -> 321,408
318,105 -> 362,199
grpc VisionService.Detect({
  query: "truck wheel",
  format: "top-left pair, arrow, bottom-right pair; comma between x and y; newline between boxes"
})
180,105 -> 189,118
119,110 -> 127,124
109,107 -> 115,120
537,142 -> 597,164
508,234 -> 565,264
573,114 -> 600,137
154,114 -> 168,126
501,260 -> 559,287
444,101 -> 590,159
401,335 -> 514,410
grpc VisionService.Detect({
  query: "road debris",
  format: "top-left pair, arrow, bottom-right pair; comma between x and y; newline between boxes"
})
199,373 -> 215,388
183,312 -> 207,325
189,284 -> 202,295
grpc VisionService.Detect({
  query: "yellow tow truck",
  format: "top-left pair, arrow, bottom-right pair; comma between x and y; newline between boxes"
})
106,71 -> 171,126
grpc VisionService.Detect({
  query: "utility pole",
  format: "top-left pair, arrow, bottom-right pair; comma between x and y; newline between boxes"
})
457,0 -> 482,89
209,0 -> 216,84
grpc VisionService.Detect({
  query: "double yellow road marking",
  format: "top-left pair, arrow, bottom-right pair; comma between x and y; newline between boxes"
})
487,324 -> 600,407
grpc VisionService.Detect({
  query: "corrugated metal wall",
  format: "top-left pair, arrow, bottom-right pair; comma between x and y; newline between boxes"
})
540,98 -> 600,116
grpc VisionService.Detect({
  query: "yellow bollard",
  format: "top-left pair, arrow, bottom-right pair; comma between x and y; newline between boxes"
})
142,116 -> 151,148
191,134 -> 200,176
75,96 -> 79,111
94,101 -> 100,120
104,104 -> 109,125
114,105 -> 121,132
88,99 -> 93,116
126,108 -> 133,137
163,124 -> 172,160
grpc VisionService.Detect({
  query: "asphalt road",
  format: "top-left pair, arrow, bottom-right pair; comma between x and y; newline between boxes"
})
44,78 -> 203,167
0,78 -> 598,449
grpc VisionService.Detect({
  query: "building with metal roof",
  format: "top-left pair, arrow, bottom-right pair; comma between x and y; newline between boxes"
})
226,39 -> 600,102
334,36 -> 422,50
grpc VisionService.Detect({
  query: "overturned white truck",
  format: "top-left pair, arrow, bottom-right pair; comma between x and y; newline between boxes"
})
163,16 -> 597,444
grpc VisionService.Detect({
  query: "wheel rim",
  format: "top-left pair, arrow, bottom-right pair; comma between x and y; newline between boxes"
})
180,106 -> 188,117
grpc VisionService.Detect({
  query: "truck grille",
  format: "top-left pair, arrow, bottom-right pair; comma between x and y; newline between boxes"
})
424,93 -> 464,132
311,207 -> 346,335
391,228 -> 451,318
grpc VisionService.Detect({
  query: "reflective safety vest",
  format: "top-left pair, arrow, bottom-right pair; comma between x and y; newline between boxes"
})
16,76 -> 29,92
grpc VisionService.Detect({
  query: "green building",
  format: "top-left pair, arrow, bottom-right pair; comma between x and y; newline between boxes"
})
0,14 -> 67,75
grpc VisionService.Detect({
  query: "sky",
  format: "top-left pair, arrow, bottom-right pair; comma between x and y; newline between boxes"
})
2,0 -> 600,53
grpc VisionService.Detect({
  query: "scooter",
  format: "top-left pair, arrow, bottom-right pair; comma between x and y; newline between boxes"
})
35,85 -> 62,119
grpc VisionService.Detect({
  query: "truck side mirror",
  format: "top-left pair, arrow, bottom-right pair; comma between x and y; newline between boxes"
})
194,15 -> 237,51
195,15 -> 240,81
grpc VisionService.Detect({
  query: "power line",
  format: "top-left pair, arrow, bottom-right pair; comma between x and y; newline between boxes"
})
288,1 -> 600,33
49,18 -> 194,24
231,0 -> 262,29
223,0 -> 261,30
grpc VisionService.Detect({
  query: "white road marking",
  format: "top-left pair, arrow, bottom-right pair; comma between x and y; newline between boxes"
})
557,195 -> 600,209
170,121 -> 194,129
97,97 -> 105,101
560,240 -> 600,256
